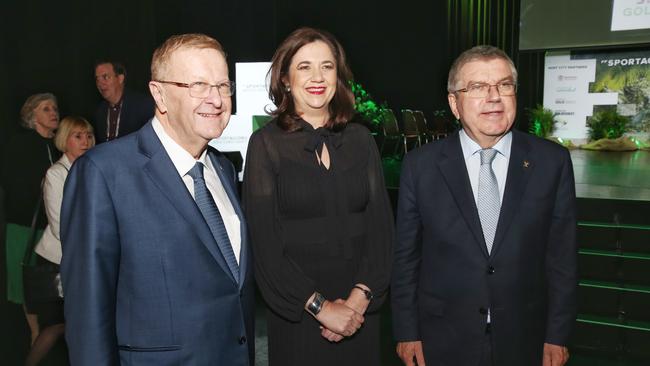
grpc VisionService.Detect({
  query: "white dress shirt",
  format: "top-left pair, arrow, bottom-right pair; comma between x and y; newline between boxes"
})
152,117 -> 241,263
458,129 -> 512,206
35,154 -> 72,264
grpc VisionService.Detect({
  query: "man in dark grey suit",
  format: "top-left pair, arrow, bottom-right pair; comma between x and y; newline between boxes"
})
391,45 -> 577,366
62,34 -> 254,365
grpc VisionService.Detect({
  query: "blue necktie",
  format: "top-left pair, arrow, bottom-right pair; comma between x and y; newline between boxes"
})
187,162 -> 239,282
478,149 -> 500,254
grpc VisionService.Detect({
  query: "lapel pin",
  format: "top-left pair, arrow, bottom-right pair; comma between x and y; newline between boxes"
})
523,160 -> 530,168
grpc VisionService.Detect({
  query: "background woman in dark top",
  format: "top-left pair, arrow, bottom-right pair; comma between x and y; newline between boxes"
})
2,93 -> 60,346
243,27 -> 393,365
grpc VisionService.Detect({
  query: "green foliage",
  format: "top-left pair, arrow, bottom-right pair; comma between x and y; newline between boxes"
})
433,109 -> 460,130
432,109 -> 448,117
527,105 -> 557,138
592,65 -> 650,133
587,109 -> 630,141
349,81 -> 388,127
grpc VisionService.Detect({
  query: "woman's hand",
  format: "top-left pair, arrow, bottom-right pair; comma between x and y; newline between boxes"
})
315,299 -> 364,337
319,299 -> 353,342
344,284 -> 371,314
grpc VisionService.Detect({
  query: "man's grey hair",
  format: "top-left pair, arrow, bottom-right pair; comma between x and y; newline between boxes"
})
447,45 -> 517,93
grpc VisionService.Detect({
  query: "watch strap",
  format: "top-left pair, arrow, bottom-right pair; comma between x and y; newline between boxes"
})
354,285 -> 373,300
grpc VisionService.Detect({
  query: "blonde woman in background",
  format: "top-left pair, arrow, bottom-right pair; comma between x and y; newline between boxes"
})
26,116 -> 94,366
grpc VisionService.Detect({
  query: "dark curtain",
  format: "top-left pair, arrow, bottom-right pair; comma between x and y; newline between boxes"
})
0,0 -> 464,132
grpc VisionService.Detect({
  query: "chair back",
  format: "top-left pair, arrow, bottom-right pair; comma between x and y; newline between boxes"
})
431,113 -> 450,139
382,109 -> 401,136
413,110 -> 428,135
402,109 -> 418,136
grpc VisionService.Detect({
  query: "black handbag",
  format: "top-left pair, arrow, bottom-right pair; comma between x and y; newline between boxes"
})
22,183 -> 62,312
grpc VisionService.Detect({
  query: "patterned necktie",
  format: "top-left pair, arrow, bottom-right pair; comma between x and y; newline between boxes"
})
478,149 -> 500,254
187,162 -> 239,282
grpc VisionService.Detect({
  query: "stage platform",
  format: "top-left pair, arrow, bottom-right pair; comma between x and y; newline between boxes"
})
571,149 -> 650,202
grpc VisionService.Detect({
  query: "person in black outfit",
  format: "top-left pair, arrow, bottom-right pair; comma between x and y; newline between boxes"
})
2,93 -> 61,352
243,27 -> 394,365
93,60 -> 154,143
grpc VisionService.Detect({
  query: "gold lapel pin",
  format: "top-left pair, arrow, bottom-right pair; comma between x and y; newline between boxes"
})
523,160 -> 530,168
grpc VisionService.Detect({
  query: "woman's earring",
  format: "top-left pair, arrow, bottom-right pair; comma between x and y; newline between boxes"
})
285,85 -> 291,93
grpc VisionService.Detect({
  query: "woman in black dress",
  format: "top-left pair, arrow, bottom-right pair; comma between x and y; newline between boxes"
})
243,27 -> 394,365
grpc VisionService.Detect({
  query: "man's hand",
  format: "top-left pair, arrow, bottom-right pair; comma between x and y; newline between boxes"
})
396,341 -> 426,366
542,343 -> 569,366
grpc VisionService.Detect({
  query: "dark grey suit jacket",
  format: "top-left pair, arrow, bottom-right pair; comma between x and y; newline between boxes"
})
93,89 -> 154,144
391,129 -> 577,366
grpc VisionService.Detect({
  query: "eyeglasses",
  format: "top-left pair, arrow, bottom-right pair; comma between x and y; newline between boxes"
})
155,80 -> 235,98
453,81 -> 517,98
95,74 -> 115,82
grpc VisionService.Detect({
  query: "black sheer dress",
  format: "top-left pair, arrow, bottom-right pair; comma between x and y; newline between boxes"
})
243,119 -> 394,365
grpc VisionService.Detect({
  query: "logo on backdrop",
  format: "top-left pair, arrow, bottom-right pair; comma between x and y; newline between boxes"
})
611,0 -> 650,31
544,50 -> 650,141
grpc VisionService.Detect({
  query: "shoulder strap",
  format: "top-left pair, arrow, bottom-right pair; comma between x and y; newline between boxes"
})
22,181 -> 44,264
55,161 -> 69,172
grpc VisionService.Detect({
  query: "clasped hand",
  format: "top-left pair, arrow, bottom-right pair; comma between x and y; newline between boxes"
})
316,299 -> 364,342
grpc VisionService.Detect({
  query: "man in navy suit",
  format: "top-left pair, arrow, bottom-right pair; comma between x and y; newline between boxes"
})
391,46 -> 577,366
61,34 -> 254,365
94,60 -> 154,143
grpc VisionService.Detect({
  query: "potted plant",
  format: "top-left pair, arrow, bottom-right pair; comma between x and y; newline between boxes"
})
582,109 -> 636,151
349,81 -> 388,132
526,105 -> 575,148
527,104 -> 557,138
587,109 -> 629,140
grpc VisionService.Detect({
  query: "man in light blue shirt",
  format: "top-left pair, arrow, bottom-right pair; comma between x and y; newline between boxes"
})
392,45 -> 577,366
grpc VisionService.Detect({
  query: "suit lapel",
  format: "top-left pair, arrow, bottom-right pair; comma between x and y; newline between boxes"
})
208,150 -> 248,289
437,133 -> 489,257
490,130 -> 533,257
137,123 -> 235,283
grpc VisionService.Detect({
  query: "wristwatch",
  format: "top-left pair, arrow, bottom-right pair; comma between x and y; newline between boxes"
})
307,292 -> 325,316
354,285 -> 373,301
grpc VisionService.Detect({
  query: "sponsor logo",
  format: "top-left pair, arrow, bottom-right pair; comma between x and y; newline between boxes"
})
557,75 -> 578,81
242,83 -> 267,91
555,98 -> 577,104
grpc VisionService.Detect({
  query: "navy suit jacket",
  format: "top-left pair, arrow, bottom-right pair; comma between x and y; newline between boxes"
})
391,129 -> 577,366
60,121 -> 254,365
93,89 -> 155,144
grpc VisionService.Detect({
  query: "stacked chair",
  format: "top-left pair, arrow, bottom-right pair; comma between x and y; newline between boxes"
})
401,109 -> 422,151
375,108 -> 454,159
379,108 -> 406,157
